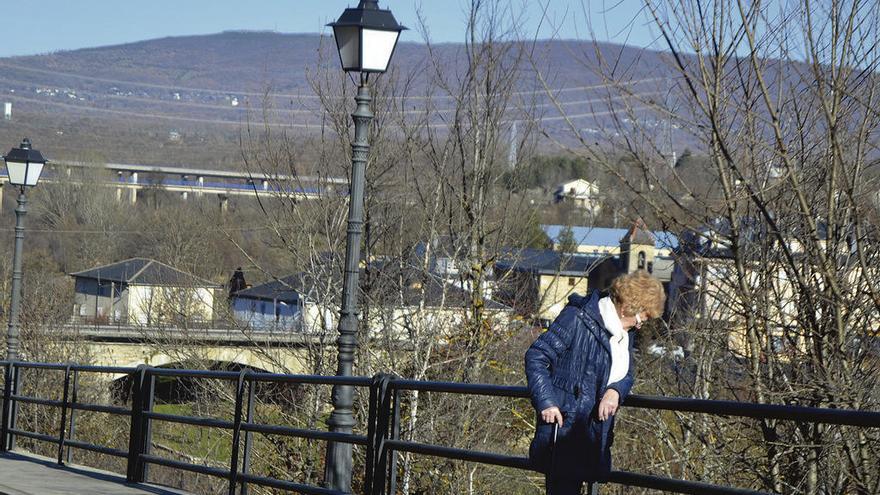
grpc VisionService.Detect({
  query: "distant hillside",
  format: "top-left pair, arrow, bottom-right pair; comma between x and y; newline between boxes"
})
0,31 -> 682,166
2,32 -> 327,95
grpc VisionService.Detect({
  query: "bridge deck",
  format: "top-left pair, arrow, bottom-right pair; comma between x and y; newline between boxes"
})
0,452 -> 192,495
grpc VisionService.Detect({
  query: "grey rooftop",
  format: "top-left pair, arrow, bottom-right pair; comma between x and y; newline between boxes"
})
495,248 -> 605,276
70,258 -> 220,288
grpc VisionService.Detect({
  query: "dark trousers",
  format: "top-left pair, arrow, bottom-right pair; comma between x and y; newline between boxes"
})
546,474 -> 582,495
546,475 -> 598,495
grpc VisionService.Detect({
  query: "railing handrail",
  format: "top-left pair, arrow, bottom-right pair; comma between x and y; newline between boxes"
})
7,360 -> 877,428
3,361 -> 879,495
0,361 -> 376,387
365,376 -> 880,495
388,378 -> 880,428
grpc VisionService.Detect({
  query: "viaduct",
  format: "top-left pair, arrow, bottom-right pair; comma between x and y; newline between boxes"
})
0,160 -> 348,210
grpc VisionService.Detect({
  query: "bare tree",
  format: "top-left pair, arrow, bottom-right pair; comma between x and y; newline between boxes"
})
536,0 -> 880,493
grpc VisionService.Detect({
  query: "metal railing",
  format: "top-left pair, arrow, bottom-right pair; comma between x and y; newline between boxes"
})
365,378 -> 880,495
2,361 -> 880,495
1,361 -> 363,495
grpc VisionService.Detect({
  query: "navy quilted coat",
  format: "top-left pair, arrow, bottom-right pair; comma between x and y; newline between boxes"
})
525,290 -> 635,482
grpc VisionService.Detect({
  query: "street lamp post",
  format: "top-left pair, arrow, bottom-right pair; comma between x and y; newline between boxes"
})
2,139 -> 47,361
324,1 -> 405,491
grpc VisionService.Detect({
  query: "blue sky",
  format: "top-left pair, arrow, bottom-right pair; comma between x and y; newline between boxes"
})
0,0 -> 656,57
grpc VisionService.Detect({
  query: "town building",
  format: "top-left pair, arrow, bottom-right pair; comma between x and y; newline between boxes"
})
664,220 -> 840,359
494,249 -> 600,323
542,224 -> 678,257
229,264 -> 511,335
413,236 -> 464,279
497,220 -> 677,324
71,258 -> 220,325
553,179 -> 601,216
229,274 -> 308,331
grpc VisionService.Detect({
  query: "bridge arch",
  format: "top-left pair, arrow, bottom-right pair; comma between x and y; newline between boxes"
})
110,358 -> 280,403
87,341 -> 310,380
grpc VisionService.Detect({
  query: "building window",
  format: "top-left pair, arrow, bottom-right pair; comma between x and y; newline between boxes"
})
568,277 -> 577,286
638,251 -> 646,269
771,335 -> 787,353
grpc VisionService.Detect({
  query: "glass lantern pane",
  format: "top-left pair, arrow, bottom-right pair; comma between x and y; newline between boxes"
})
5,160 -> 28,186
334,26 -> 361,71
25,162 -> 43,186
361,29 -> 400,72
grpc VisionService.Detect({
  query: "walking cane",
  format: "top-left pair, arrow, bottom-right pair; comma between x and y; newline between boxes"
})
547,421 -> 559,492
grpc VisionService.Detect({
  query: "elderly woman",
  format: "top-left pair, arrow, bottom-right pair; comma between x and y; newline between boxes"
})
525,270 -> 665,494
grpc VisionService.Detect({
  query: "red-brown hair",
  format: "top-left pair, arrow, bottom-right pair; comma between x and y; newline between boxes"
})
610,270 -> 666,319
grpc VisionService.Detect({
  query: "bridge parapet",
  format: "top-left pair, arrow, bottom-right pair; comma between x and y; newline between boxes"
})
59,322 -> 326,345
51,323 -> 330,377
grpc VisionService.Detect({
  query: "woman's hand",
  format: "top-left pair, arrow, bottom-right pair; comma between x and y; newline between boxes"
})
541,406 -> 564,426
597,389 -> 620,421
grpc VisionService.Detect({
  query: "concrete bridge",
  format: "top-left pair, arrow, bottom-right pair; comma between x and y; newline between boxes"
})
1,160 -> 348,210
55,323 -> 329,379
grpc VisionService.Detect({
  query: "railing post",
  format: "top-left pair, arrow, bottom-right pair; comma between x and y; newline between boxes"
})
57,364 -> 72,465
8,364 -> 20,451
367,374 -> 394,495
364,374 -> 382,495
240,374 -> 256,495
142,372 -> 155,480
126,366 -> 144,481
127,365 -> 153,483
1,362 -> 12,452
587,481 -> 599,495
228,369 -> 249,495
388,386 -> 401,495
66,369 -> 79,464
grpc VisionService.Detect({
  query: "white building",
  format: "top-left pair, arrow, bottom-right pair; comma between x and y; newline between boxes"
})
71,258 -> 220,326
554,179 -> 601,215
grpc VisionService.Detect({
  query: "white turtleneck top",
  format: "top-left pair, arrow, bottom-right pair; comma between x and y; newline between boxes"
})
598,296 -> 630,386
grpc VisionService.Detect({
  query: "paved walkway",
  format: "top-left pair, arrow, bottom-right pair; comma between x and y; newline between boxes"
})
0,452 -> 192,495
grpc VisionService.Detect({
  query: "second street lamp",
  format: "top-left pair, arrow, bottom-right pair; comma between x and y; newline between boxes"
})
324,0 -> 405,491
2,138 -> 47,361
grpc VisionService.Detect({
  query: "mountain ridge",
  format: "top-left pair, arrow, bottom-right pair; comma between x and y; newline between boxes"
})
0,31 -> 676,165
